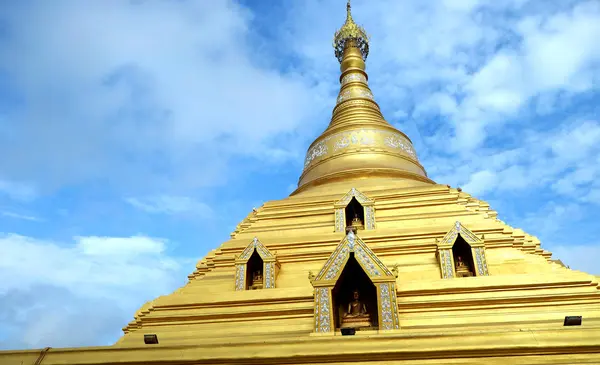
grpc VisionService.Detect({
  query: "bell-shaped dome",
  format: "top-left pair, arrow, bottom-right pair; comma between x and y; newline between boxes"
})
295,2 -> 433,193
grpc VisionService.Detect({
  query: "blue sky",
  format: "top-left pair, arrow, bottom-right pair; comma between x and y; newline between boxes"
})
1,0 -> 599,350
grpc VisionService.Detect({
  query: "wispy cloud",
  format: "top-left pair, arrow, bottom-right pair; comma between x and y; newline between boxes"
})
0,0 -> 323,195
1,211 -> 42,222
0,233 -> 191,349
125,195 -> 213,216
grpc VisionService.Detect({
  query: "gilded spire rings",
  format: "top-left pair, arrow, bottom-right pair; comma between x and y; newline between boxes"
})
333,0 -> 369,62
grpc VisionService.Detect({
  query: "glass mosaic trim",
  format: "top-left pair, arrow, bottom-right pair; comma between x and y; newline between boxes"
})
379,283 -> 400,330
234,264 -> 245,291
315,288 -> 332,333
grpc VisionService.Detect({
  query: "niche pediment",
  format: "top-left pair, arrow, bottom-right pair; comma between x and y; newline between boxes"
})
313,231 -> 394,284
436,221 -> 490,279
234,237 -> 279,290
311,232 -> 399,333
334,188 -> 376,232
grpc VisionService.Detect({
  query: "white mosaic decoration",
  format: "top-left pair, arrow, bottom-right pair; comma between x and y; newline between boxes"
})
315,288 -> 332,333
441,227 -> 459,246
235,264 -> 245,291
384,135 -> 416,158
365,206 -> 375,229
239,245 -> 255,260
354,243 -> 381,277
265,262 -> 275,288
356,89 -> 374,100
239,237 -> 273,260
314,289 -> 320,330
325,246 -> 350,280
336,90 -> 351,104
440,221 -> 482,246
335,208 -> 345,232
317,231 -> 392,281
474,247 -> 489,276
379,283 -> 400,330
336,88 -> 374,105
334,130 -> 377,151
304,137 -> 331,168
341,73 -> 367,86
256,243 -> 270,259
303,129 -> 417,169
347,230 -> 356,249
379,283 -> 397,330
337,187 -> 372,206
440,249 -> 454,279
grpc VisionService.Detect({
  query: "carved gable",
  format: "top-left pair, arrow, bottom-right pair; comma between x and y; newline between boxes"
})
238,237 -> 275,260
313,231 -> 393,284
436,221 -> 490,278
234,237 -> 280,290
311,232 -> 399,333
334,188 -> 376,232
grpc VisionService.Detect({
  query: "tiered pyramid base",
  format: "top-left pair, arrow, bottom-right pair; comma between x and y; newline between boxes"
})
2,327 -> 600,364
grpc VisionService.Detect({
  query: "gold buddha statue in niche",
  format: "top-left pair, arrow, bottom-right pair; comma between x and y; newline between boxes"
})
349,213 -> 364,231
250,270 -> 263,290
341,290 -> 371,328
455,256 -> 474,277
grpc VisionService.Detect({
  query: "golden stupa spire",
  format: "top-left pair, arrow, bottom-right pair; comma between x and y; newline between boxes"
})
333,0 -> 369,62
295,1 -> 432,193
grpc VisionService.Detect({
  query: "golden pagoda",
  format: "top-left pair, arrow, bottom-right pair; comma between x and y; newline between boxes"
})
3,2 -> 600,364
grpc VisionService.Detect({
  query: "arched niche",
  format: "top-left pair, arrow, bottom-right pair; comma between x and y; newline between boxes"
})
334,188 -> 375,232
310,231 -> 399,333
436,221 -> 490,279
234,237 -> 280,290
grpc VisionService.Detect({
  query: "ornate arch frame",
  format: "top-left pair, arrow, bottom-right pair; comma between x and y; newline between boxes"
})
436,221 -> 490,279
334,188 -> 376,232
310,232 -> 399,333
234,237 -> 280,290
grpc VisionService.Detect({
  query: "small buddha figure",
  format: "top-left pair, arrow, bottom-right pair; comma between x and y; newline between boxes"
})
455,256 -> 473,277
250,270 -> 263,289
341,290 -> 371,328
350,213 -> 364,230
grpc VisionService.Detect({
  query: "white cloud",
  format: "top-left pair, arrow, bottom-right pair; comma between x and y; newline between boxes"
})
523,202 -> 584,238
519,2 -> 600,92
1,211 -> 41,222
126,195 -> 213,216
0,1 -> 323,195
76,236 -> 167,257
0,234 -> 191,349
462,170 -> 497,195
422,119 -> 600,204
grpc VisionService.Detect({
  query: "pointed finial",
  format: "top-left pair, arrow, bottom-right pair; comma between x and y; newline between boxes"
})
333,0 -> 369,63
